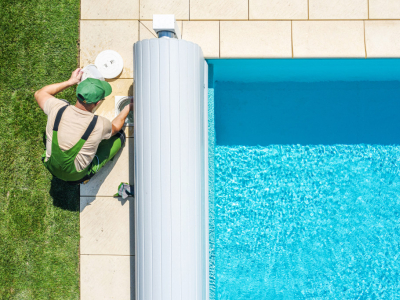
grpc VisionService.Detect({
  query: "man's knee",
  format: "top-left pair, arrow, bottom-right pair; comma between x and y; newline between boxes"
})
115,129 -> 126,146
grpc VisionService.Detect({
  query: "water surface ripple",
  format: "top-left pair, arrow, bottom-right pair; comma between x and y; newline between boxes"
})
214,145 -> 400,299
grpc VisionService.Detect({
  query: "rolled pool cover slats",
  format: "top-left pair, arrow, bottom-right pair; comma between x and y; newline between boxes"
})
134,38 -> 209,300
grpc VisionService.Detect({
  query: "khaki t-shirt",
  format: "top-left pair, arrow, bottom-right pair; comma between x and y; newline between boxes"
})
44,97 -> 112,171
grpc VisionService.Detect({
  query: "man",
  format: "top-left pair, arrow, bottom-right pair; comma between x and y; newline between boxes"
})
34,68 -> 132,184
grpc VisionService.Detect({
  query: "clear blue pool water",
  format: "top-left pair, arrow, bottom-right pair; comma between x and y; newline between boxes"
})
208,59 -> 400,299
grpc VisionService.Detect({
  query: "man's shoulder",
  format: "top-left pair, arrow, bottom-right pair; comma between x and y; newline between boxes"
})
96,114 -> 111,124
43,98 -> 70,116
96,115 -> 113,140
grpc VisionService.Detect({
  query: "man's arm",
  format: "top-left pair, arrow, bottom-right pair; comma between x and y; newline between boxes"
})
34,68 -> 83,111
111,101 -> 133,136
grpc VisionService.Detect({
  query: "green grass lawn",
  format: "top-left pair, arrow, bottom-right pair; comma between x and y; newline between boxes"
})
1,0 -> 81,298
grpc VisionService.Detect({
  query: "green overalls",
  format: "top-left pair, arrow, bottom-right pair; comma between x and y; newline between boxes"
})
43,105 -> 127,184
42,105 -> 99,183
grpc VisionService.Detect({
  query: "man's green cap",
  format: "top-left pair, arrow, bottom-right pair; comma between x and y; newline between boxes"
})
76,78 -> 112,104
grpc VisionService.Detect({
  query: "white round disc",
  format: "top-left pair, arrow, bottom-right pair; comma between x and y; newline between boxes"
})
95,50 -> 124,79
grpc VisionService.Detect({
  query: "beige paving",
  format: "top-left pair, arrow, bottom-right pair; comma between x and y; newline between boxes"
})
365,21 -> 400,57
292,21 -> 365,57
309,0 -> 368,19
190,0 -> 248,20
80,138 -> 134,197
81,0 -> 139,20
80,197 -> 134,255
80,20 -> 138,79
139,0 -> 189,20
81,255 -> 134,300
220,21 -> 292,58
139,21 -> 157,40
369,0 -> 400,19
182,21 -> 219,58
250,0 -> 308,20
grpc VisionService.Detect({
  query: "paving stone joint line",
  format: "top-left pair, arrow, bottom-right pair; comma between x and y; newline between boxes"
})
140,21 -> 157,38
363,20 -> 367,58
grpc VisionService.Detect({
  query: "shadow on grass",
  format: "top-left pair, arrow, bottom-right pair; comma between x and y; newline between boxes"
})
50,177 -> 80,212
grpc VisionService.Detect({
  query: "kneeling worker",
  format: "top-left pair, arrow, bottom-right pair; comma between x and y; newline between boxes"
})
34,68 -> 132,184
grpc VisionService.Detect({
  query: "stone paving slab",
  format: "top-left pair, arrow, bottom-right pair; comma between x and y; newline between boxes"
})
250,0 -> 308,20
81,0 -> 139,20
309,0 -> 368,20
292,21 -> 365,57
139,21 -> 157,40
80,20 -> 138,79
190,0 -> 248,20
220,21 -> 292,58
369,0 -> 400,19
365,21 -> 400,57
81,255 -> 134,300
139,0 -> 189,20
80,197 -> 134,255
182,21 -> 219,58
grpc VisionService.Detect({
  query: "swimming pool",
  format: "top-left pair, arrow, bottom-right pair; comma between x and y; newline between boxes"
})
208,59 -> 400,299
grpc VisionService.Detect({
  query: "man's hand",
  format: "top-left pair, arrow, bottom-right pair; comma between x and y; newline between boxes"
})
111,100 -> 133,136
68,68 -> 83,85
